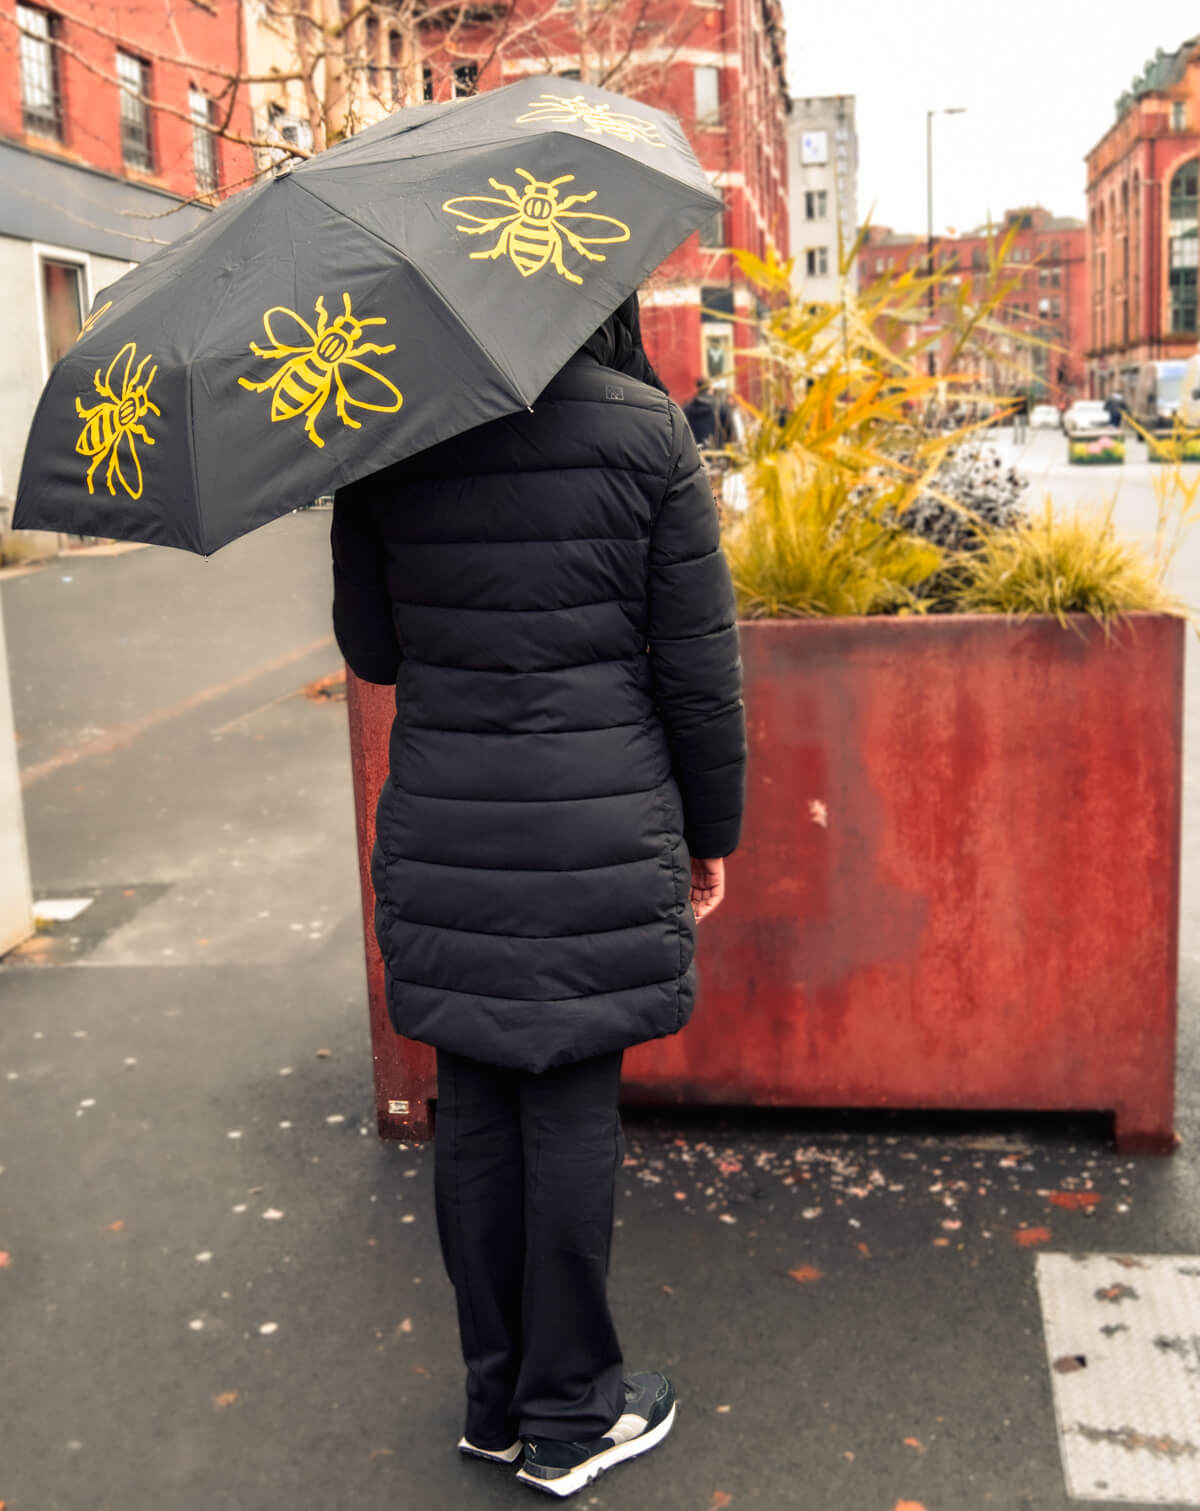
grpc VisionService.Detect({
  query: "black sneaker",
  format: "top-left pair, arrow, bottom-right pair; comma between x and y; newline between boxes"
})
457,1435 -> 522,1464
515,1373 -> 676,1498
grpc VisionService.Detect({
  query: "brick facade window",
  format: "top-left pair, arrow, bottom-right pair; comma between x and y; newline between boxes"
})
699,197 -> 725,247
18,4 -> 62,140
694,65 -> 720,127
189,88 -> 218,195
453,62 -> 477,97
1169,160 -> 1198,334
117,50 -> 154,172
388,31 -> 403,104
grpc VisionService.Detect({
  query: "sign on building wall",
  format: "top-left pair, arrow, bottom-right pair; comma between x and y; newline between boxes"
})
800,130 -> 828,165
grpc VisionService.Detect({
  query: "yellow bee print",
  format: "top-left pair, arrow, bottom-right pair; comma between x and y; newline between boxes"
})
76,300 -> 113,341
238,292 -> 403,449
74,341 -> 160,499
515,94 -> 665,148
442,170 -> 630,286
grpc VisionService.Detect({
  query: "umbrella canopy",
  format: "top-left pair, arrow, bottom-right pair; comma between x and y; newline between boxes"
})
15,76 -> 720,555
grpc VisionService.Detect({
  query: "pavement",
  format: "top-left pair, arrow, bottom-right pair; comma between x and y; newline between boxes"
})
2,465 -> 1200,1511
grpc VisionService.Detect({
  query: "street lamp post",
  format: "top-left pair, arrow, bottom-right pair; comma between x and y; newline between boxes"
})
926,107 -> 966,378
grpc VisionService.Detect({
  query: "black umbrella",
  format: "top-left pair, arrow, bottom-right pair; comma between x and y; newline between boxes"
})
15,76 -> 719,555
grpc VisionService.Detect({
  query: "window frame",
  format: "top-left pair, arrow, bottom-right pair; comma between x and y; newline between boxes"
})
805,245 -> 829,278
452,61 -> 478,98
1168,159 -> 1199,333
698,196 -> 725,249
117,49 -> 154,173
32,242 -> 91,382
189,87 -> 218,196
17,4 -> 62,141
804,188 -> 828,221
693,64 -> 721,128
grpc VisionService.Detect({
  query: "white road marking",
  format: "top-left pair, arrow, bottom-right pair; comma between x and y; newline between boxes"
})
1037,1253 -> 1200,1503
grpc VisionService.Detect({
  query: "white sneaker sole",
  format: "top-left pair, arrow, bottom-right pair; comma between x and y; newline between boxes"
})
515,1402 -> 676,1498
457,1436 -> 523,1464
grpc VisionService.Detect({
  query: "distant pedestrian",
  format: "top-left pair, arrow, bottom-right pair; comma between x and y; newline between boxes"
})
331,294 -> 746,1498
682,377 -> 738,450
1104,391 -> 1126,429
1011,395 -> 1028,443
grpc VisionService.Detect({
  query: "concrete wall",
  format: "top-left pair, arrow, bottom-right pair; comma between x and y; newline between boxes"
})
0,597 -> 31,955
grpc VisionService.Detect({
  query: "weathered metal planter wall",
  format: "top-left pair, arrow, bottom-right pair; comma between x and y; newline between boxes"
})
348,613 -> 1184,1152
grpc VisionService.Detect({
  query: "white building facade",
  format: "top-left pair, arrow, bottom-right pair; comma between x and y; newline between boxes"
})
787,94 -> 858,302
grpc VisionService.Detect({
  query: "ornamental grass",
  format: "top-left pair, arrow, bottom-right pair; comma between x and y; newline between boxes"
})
719,232 -> 1196,626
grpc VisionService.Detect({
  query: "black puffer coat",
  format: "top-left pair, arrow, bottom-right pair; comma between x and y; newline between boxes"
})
332,305 -> 745,1074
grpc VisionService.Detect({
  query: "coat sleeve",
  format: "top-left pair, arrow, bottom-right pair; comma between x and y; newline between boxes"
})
648,404 -> 746,858
330,488 -> 401,686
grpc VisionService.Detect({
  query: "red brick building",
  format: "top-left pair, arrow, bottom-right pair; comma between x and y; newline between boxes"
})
0,1 -> 254,201
1084,34 -> 1200,399
0,1 -> 253,532
858,207 -> 1088,405
418,0 -> 791,404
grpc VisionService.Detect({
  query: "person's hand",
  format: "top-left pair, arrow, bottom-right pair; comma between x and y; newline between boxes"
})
689,856 -> 725,923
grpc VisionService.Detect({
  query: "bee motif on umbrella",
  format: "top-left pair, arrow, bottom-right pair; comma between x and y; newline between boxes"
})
74,341 -> 160,498
238,292 -> 403,449
76,300 -> 113,342
514,94 -> 666,148
442,170 -> 630,285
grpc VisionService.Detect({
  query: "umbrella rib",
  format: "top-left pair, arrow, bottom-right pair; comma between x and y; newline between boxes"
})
286,175 -> 531,406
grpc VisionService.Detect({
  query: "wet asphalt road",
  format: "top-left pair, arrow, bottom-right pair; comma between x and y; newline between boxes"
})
1,484 -> 1200,1511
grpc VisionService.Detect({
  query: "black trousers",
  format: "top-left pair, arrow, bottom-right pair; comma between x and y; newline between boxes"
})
433,1047 -> 626,1446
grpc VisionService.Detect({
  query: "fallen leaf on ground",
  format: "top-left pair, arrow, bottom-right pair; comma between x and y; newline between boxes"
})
707,1493 -> 732,1510
0,1253 -> 10,1268
368,1447 -> 394,1459
856,1242 -> 871,1258
315,1048 -> 332,1058
397,1318 -> 413,1334
715,1404 -> 731,1413
893,1503 -> 928,1511
932,1237 -> 950,1248
716,1160 -> 742,1175
213,1392 -> 239,1408
661,1284 -> 674,1295
788,1265 -> 823,1283
107,1220 -> 124,1232
413,1365 -> 430,1376
1013,1227 -> 1052,1247
903,1436 -> 926,1452
1047,1191 -> 1103,1211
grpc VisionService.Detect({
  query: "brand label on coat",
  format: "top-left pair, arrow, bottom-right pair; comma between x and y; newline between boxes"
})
605,384 -> 625,401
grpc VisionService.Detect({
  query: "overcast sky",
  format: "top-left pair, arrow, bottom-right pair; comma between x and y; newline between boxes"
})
783,4 -> 1200,237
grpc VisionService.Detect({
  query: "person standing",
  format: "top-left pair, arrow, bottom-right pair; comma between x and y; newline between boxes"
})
331,294 -> 746,1498
682,377 -> 738,450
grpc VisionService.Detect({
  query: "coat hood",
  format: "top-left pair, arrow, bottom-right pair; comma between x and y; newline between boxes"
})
579,294 -> 668,395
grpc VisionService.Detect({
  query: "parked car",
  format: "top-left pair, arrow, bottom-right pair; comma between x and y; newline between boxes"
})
1030,404 -> 1060,430
1062,400 -> 1112,437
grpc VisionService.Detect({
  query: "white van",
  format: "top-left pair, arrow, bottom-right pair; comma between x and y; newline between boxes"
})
1131,359 -> 1190,431
1180,352 -> 1200,428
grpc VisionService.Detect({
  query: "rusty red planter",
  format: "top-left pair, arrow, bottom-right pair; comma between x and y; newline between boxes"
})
347,613 -> 1184,1153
